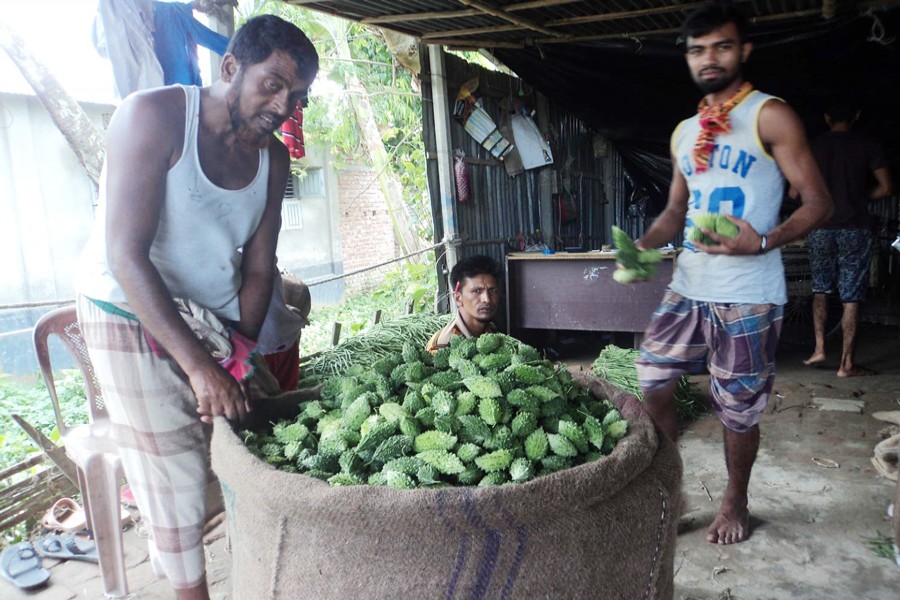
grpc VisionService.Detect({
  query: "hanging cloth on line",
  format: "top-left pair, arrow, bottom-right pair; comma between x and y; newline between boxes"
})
153,1 -> 230,86
92,0 -> 164,98
280,106 -> 306,159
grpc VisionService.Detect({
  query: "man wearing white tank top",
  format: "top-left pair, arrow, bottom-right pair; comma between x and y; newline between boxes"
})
74,15 -> 318,599
629,3 -> 832,546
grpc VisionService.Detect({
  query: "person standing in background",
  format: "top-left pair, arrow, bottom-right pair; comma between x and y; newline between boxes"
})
800,101 -> 893,377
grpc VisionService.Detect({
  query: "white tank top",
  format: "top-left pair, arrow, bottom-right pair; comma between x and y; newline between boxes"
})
76,85 -> 270,321
669,90 -> 787,305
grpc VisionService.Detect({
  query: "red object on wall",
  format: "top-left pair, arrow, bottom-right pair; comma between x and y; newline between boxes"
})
454,150 -> 471,203
280,106 -> 306,159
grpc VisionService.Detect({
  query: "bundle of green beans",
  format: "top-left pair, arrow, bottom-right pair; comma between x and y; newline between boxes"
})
591,345 -> 706,421
299,313 -> 452,382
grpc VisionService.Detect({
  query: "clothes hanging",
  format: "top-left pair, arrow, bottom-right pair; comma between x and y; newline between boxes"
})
280,106 -> 306,159
93,0 -> 164,98
153,1 -> 229,86
510,113 -> 553,170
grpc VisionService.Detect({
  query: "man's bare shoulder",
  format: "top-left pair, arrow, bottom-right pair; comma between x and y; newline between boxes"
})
757,98 -> 802,141
110,86 -> 186,144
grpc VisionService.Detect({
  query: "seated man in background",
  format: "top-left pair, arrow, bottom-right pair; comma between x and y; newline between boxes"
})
427,254 -> 501,352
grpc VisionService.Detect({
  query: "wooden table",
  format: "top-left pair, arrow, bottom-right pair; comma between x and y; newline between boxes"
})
505,251 -> 675,347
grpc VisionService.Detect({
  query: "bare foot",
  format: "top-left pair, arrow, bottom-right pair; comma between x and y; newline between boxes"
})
803,352 -> 826,367
706,505 -> 751,544
837,366 -> 876,377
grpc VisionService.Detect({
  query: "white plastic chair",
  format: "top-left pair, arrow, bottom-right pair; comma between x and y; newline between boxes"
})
33,305 -> 129,598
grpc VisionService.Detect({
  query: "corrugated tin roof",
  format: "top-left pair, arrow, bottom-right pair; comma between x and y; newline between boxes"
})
285,0 -> 899,48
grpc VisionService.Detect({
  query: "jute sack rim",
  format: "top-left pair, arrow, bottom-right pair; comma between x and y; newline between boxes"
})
212,373 -> 661,525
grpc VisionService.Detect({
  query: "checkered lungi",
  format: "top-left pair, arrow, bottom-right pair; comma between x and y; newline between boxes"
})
635,290 -> 783,432
76,295 -> 210,589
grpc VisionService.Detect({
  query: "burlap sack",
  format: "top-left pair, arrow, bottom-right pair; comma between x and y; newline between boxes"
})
211,373 -> 682,600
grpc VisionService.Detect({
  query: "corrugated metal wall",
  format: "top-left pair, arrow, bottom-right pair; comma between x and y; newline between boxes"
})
421,51 -> 625,312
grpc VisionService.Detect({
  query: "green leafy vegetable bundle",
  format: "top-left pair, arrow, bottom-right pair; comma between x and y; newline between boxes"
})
243,333 -> 629,488
687,212 -> 739,246
611,226 -> 663,284
591,345 -> 706,421
298,313 -> 452,382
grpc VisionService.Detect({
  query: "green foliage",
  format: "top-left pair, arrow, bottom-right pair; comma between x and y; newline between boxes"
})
862,533 -> 899,561
301,313 -> 450,378
591,344 -> 706,421
241,3 -> 432,244
0,372 -> 89,472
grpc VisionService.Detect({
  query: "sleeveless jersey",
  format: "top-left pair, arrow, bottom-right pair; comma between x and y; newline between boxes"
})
76,85 -> 270,321
669,90 -> 787,305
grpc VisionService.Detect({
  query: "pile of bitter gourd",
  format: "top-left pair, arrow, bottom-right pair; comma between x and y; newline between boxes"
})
243,333 -> 628,488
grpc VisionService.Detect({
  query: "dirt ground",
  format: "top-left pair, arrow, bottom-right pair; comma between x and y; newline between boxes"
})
5,323 -> 900,599
670,323 -> 900,600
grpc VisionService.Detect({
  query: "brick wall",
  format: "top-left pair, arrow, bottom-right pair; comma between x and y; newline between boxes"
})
337,167 -> 399,293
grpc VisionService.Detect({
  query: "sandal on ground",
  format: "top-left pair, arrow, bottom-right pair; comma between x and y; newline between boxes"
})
41,497 -> 87,533
0,542 -> 50,590
35,533 -> 99,564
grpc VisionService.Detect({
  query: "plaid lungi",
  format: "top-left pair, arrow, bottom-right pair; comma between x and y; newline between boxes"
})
76,295 -> 210,589
635,290 -> 783,432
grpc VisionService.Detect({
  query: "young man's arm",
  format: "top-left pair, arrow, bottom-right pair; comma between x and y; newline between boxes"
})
699,100 -> 833,255
870,167 -> 893,200
105,89 -> 249,423
232,140 -> 291,341
636,158 -> 690,250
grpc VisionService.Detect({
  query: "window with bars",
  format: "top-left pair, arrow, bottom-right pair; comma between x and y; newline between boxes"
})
281,168 -> 325,230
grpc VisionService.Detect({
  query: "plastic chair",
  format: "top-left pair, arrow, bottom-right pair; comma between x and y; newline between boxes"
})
33,305 -> 129,598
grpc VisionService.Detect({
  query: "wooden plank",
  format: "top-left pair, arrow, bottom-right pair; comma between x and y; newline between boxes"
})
363,9 -> 479,25
422,24 -> 523,40
12,414 -> 80,486
547,1 -> 708,27
424,38 -> 525,49
0,453 -> 46,481
537,8 -> 822,44
362,0 -> 584,25
508,251 -> 618,261
506,255 -> 674,335
0,467 -> 76,531
459,0 -> 565,37
331,322 -> 342,346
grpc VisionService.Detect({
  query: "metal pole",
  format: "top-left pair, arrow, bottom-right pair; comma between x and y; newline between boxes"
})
536,91 -> 555,248
427,45 -> 460,311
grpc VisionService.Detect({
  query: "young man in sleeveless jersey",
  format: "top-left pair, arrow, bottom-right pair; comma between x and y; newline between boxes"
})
628,2 -> 833,545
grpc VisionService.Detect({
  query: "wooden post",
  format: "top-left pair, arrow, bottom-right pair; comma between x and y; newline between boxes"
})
372,309 -> 383,325
427,45 -> 459,313
331,322 -> 342,346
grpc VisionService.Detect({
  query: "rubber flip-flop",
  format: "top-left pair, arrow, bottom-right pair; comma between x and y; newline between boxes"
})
41,497 -> 88,533
0,542 -> 50,590
35,533 -> 99,563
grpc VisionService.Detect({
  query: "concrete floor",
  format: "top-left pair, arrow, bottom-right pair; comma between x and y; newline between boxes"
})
671,324 -> 900,600
5,323 -> 900,599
